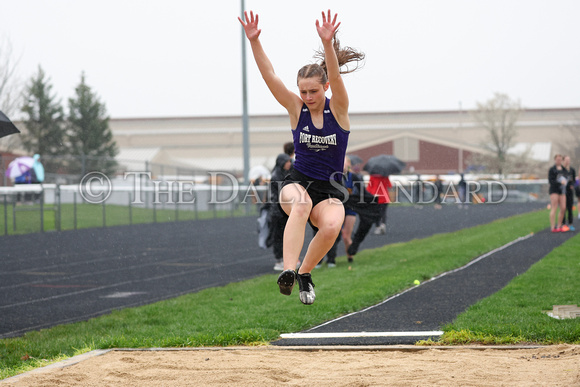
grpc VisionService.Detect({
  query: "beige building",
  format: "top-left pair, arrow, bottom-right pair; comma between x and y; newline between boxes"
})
111,107 -> 580,177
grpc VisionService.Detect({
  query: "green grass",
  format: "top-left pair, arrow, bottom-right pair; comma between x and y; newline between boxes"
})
0,209 -> 554,379
0,203 -> 258,235
440,233 -> 580,345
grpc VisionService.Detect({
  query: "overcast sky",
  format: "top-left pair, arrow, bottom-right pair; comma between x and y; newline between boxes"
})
1,0 -> 579,119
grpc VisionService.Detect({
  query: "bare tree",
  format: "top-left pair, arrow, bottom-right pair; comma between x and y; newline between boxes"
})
0,35 -> 23,151
472,93 -> 522,176
557,118 -> 580,168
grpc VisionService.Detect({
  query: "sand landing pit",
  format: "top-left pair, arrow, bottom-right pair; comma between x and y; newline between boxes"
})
3,345 -> 580,386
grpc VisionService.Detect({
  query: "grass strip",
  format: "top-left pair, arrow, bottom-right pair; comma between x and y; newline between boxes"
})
440,233 -> 580,345
0,209 -> 550,378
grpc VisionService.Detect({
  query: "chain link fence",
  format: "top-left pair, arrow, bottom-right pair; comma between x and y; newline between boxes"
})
0,153 -> 556,235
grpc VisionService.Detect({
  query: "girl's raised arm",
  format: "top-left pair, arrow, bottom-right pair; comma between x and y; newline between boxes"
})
316,10 -> 349,119
238,11 -> 302,118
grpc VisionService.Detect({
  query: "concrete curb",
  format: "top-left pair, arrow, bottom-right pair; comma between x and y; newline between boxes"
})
1,349 -> 111,384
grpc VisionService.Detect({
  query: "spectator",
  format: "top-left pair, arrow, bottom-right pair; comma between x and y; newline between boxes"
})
434,175 -> 443,209
457,174 -> 467,208
548,154 -> 568,232
320,156 -> 362,266
283,142 -> 295,159
367,174 -> 391,235
562,155 -> 576,231
267,153 -> 292,270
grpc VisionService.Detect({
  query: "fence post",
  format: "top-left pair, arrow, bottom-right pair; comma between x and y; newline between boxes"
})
55,185 -> 61,231
12,195 -> 16,232
128,192 -> 133,225
194,187 -> 198,220
40,187 -> 44,232
3,195 -> 7,236
74,191 -> 77,230
102,201 -> 106,228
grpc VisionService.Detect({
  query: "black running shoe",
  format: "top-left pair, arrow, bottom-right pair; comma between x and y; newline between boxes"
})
277,269 -> 296,296
297,272 -> 316,305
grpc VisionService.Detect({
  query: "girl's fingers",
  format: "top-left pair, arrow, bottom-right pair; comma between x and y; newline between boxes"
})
320,10 -> 339,27
239,10 -> 259,26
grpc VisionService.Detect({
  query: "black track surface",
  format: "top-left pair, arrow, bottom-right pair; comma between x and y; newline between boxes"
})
272,227 -> 575,346
0,202 -> 564,340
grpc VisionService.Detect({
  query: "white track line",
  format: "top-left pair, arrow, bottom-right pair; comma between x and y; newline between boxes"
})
282,233 -> 535,339
281,331 -> 444,339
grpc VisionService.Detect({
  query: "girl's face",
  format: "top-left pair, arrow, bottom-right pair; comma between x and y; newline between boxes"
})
563,157 -> 570,167
298,77 -> 329,109
555,155 -> 562,166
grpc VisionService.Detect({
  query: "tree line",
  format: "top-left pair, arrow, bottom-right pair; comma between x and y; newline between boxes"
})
1,36 -> 117,181
18,66 -> 118,178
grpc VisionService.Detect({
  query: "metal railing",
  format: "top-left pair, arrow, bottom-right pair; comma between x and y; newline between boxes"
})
0,183 -> 267,235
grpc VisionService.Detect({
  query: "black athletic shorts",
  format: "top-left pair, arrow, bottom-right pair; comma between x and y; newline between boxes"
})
276,167 -> 345,216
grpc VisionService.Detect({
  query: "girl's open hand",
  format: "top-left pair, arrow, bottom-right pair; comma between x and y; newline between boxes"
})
238,11 -> 261,41
315,10 -> 341,43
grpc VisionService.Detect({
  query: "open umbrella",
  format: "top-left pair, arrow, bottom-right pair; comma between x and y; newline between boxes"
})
5,154 -> 45,182
347,154 -> 363,166
0,110 -> 21,139
363,154 -> 406,176
249,165 -> 271,182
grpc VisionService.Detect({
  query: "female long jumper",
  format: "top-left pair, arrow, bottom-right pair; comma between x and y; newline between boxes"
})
239,10 -> 364,304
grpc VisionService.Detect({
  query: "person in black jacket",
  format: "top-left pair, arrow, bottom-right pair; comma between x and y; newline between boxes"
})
548,154 -> 568,232
266,153 -> 293,270
562,155 -> 576,231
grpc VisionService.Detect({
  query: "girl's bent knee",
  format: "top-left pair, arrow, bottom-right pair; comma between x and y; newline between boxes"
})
320,221 -> 342,238
289,201 -> 312,218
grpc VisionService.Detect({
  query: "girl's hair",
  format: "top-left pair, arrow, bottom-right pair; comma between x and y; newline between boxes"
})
297,32 -> 365,85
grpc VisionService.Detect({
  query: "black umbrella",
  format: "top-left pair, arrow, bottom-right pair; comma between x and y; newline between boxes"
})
347,154 -> 363,166
363,154 -> 406,176
0,110 -> 21,139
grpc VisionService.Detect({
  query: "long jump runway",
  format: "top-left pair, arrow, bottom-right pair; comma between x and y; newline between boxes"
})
273,227 -> 575,346
0,202 -> 565,340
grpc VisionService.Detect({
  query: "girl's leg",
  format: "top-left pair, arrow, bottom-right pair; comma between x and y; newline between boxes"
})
342,214 -> 356,257
558,194 -> 567,227
380,203 -> 388,225
566,192 -> 574,225
271,213 -> 286,259
279,183 -> 312,271
298,198 -> 345,274
348,215 -> 374,256
550,193 -> 559,229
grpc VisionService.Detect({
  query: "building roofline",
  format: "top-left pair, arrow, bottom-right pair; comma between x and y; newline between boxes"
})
108,106 -> 580,122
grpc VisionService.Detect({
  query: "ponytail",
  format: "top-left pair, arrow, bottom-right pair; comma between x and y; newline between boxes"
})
297,32 -> 364,85
315,33 -> 365,75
